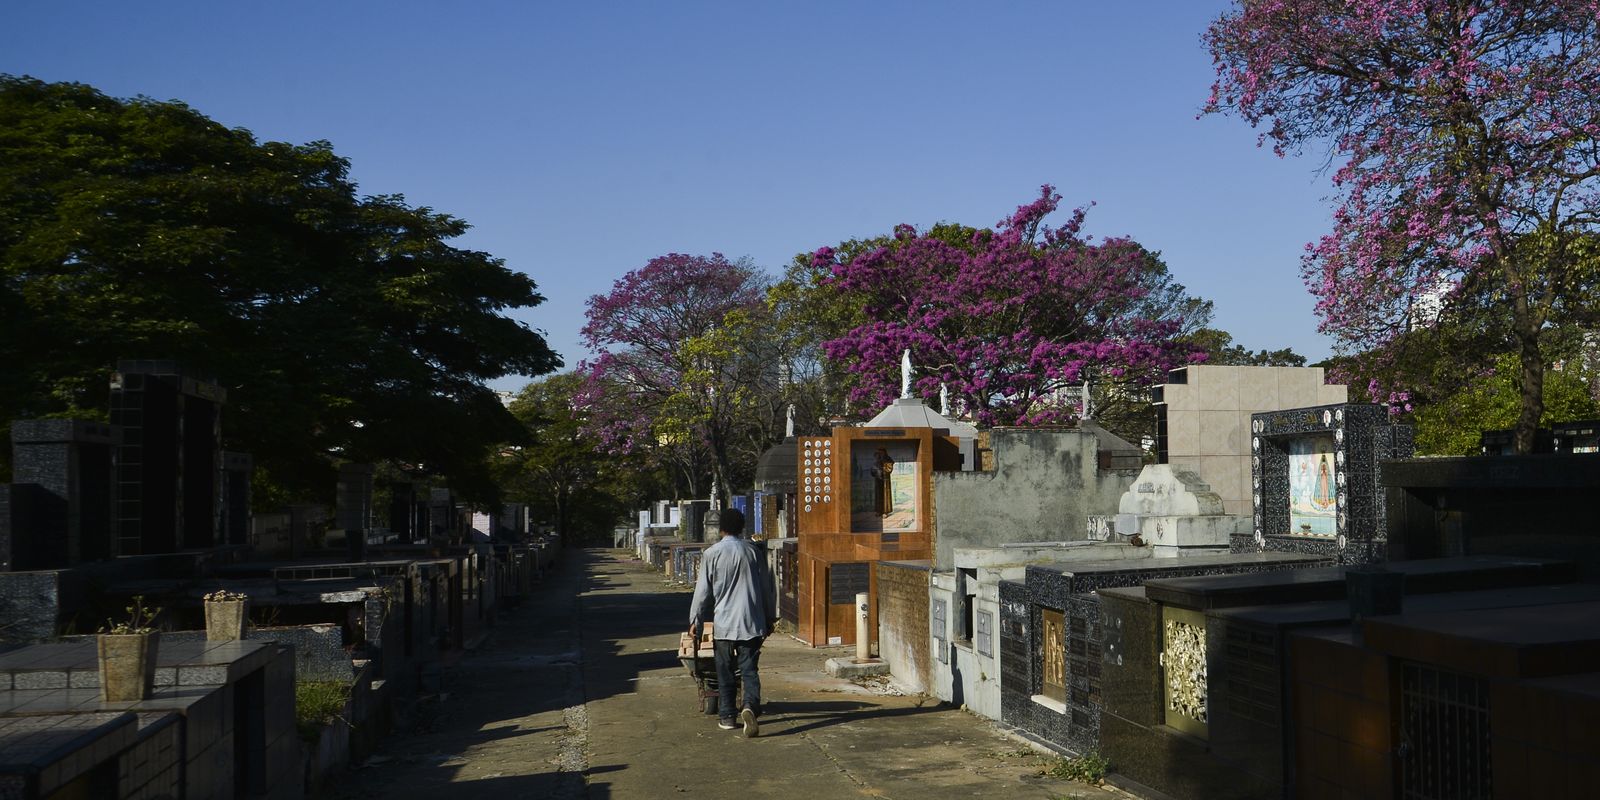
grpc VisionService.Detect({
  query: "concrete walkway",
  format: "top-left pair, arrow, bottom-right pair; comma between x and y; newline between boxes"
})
330,549 -> 1122,800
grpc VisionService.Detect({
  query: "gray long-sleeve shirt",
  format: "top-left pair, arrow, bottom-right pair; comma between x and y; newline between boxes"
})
689,535 -> 775,641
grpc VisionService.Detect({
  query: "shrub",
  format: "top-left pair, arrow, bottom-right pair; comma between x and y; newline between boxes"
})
295,680 -> 351,742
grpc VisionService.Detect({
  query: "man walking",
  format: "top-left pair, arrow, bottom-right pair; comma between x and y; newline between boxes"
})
688,508 -> 775,737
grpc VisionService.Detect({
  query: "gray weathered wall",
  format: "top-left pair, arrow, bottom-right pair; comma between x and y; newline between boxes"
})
932,429 -> 1138,571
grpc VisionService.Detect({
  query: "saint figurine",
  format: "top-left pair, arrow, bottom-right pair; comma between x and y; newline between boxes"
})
872,447 -> 895,516
1313,453 -> 1335,509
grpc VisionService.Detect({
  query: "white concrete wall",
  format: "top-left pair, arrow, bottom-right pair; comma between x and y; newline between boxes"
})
930,565 -> 1028,721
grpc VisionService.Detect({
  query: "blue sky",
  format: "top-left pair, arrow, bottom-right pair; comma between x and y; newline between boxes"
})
3,1 -> 1340,390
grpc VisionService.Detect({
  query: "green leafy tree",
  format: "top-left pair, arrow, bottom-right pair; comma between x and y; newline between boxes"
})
1182,328 -> 1307,367
1413,351 -> 1600,456
0,76 -> 559,500
500,373 -> 663,541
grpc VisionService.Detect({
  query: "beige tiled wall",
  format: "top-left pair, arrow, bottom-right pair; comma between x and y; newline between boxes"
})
1160,366 -> 1348,516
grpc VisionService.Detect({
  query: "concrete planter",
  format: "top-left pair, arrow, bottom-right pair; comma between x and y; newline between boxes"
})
205,600 -> 249,641
98,632 -> 159,702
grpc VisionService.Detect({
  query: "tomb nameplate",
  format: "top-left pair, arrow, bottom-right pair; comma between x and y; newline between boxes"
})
864,429 -> 907,437
932,598 -> 949,663
828,562 -> 869,605
975,610 -> 994,657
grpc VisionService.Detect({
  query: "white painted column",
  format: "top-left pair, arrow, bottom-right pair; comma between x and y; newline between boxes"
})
856,592 -> 870,662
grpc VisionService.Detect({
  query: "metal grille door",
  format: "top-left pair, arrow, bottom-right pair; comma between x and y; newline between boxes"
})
1399,662 -> 1493,800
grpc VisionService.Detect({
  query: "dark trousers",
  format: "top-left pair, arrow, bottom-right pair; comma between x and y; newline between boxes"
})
714,637 -> 763,720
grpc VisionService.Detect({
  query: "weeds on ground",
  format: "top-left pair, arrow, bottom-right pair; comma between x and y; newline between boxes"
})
296,680 -> 352,742
1042,751 -> 1111,784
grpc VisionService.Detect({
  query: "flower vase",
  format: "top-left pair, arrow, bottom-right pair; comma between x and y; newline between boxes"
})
204,599 -> 249,642
98,632 -> 159,702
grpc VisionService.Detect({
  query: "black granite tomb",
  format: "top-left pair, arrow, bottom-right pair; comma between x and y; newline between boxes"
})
997,551 -> 1329,755
109,360 -> 225,555
1096,555 -> 1586,800
1383,453 -> 1600,581
5,419 -> 118,568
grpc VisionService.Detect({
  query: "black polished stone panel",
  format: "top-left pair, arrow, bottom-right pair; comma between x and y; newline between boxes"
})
1250,404 -> 1412,566
1100,713 -> 1276,800
1010,552 -> 1332,755
998,579 -> 1031,727
1099,587 -> 1159,727
1205,615 -> 1287,789
1382,454 -> 1600,581
1145,554 -> 1575,611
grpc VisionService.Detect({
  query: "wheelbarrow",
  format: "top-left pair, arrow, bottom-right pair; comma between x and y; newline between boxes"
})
678,622 -> 739,715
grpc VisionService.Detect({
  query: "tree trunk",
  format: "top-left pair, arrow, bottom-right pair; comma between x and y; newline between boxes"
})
1513,319 -> 1545,455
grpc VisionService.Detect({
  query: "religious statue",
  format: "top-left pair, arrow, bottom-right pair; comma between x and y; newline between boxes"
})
900,349 -> 912,398
872,447 -> 895,516
1312,453 -> 1335,509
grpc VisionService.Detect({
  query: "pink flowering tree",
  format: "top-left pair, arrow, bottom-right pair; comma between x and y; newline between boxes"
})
1206,0 -> 1600,452
576,253 -> 770,502
815,186 -> 1206,427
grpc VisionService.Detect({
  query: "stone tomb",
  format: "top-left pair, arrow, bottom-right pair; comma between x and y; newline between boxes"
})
0,639 -> 300,799
1155,365 -> 1349,515
1245,403 -> 1412,564
109,360 -> 226,556
1382,453 -> 1600,581
928,541 -> 1145,716
997,551 -> 1330,755
4,420 -> 118,570
1112,464 -> 1247,558
1095,555 -> 1578,800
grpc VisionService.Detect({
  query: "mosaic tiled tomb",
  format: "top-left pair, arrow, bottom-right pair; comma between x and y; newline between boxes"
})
1241,403 -> 1411,564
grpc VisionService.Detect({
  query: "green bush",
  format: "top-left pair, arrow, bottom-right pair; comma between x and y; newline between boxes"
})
1045,752 -> 1111,784
295,680 -> 351,742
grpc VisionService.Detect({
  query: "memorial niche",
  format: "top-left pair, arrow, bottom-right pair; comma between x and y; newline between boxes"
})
849,440 -> 919,533
1248,403 -> 1411,562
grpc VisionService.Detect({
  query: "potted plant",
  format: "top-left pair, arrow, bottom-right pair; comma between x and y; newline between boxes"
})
98,595 -> 162,702
203,589 -> 250,641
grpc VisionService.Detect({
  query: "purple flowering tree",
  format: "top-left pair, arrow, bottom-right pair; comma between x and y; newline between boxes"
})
1206,0 -> 1600,452
576,253 -> 769,501
815,187 -> 1205,427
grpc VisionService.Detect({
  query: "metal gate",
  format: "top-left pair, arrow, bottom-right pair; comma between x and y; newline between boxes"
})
1399,662 -> 1493,800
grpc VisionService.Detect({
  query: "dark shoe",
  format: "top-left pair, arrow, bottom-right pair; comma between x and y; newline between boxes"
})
718,717 -> 738,730
740,707 -> 758,738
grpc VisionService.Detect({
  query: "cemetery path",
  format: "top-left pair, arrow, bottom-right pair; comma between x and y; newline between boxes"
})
330,549 -> 1124,800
